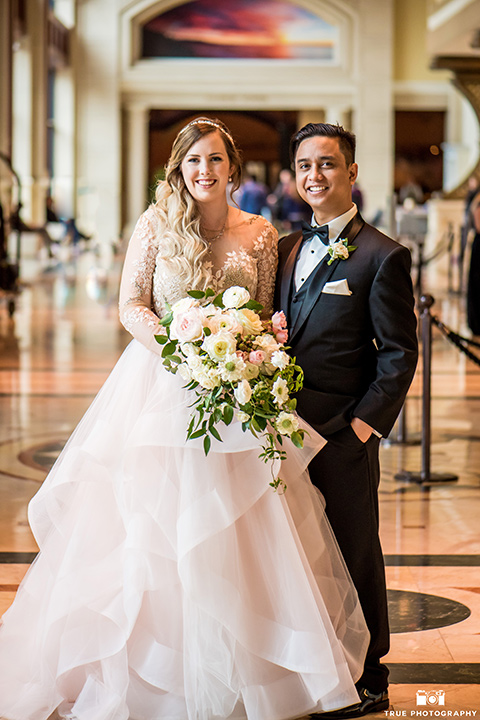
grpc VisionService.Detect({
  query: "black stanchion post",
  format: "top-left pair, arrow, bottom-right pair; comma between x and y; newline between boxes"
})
421,294 -> 433,482
396,404 -> 407,444
395,294 -> 458,484
384,400 -> 421,446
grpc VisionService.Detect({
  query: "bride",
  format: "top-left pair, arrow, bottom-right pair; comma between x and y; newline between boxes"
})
0,117 -> 369,720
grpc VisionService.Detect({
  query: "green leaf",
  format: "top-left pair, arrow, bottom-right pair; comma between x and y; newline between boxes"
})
190,428 -> 206,439
223,405 -> 234,425
205,288 -> 215,298
188,290 -> 206,299
213,293 -> 225,307
254,409 -> 275,420
203,435 -> 211,455
244,299 -> 263,312
161,341 -> 177,358
252,415 -> 267,432
166,354 -> 182,364
210,426 -> 223,442
203,326 -> 212,336
154,334 -> 169,345
250,416 -> 263,432
158,312 -> 173,326
291,431 -> 304,449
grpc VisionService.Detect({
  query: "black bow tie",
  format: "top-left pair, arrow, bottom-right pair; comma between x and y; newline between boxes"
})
300,220 -> 329,245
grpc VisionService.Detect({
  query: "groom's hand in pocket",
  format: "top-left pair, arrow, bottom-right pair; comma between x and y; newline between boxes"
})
351,417 -> 373,443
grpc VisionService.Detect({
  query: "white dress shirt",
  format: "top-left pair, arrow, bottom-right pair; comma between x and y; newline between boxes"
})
294,203 -> 358,291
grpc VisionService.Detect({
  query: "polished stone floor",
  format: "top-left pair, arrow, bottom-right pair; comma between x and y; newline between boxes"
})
0,245 -> 479,717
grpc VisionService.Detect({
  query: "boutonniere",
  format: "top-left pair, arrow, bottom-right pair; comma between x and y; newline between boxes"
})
327,238 -> 358,265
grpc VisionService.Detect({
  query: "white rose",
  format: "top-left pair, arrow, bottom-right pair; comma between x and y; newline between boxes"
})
202,303 -> 219,318
332,242 -> 349,259
186,354 -> 203,371
193,367 -> 221,390
202,331 -> 237,362
244,362 -> 260,380
271,350 -> 290,370
170,308 -> 204,343
275,411 -> 299,436
177,363 -> 193,383
207,311 -> 243,335
171,297 -> 197,314
253,334 -> 280,353
261,362 -> 276,377
234,379 -> 252,405
234,309 -> 264,335
236,411 -> 250,423
180,342 -> 200,358
222,286 -> 251,309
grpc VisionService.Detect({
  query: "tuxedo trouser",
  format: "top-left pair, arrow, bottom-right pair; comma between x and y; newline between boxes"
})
308,424 -> 390,695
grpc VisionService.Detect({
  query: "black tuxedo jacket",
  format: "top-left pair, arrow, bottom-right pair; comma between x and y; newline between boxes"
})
275,213 -> 418,437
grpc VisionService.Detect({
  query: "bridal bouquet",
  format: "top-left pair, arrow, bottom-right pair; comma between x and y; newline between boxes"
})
155,286 -> 304,491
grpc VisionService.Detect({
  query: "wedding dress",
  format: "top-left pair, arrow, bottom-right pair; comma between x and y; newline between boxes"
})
0,209 -> 369,720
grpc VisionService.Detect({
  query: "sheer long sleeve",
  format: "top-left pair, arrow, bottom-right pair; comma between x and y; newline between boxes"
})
254,221 -> 278,317
119,208 -> 165,355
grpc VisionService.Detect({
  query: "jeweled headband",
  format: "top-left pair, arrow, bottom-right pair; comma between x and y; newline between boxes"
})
178,119 -> 235,146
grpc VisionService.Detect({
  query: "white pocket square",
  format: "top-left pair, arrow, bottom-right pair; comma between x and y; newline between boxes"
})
322,279 -> 352,296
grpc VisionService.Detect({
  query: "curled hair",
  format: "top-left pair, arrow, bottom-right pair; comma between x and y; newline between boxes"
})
153,117 -> 242,291
290,123 -> 356,167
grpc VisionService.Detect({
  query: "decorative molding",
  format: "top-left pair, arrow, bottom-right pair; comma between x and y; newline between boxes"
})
427,0 -> 478,31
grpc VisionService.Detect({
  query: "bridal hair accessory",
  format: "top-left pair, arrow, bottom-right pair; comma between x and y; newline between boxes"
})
179,119 -> 235,145
155,287 -> 305,492
327,238 -> 357,265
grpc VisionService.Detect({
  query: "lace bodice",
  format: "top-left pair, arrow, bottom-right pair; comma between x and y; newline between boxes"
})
119,206 -> 278,355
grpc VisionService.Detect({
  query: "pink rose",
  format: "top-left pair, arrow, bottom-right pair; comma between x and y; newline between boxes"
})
249,350 -> 266,365
275,328 -> 288,344
272,311 -> 287,331
170,308 -> 204,342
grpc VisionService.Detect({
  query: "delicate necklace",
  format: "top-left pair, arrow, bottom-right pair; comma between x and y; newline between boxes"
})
201,212 -> 228,244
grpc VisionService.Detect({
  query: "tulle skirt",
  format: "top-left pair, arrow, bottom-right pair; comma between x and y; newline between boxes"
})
0,340 -> 369,720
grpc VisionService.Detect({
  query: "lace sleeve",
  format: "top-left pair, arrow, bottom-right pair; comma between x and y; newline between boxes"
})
118,207 -> 165,355
254,221 -> 278,317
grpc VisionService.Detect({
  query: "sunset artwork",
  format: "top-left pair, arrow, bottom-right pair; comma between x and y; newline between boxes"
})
141,0 -> 338,61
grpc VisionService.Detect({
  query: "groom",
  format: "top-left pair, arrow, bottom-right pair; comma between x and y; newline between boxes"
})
275,123 -> 418,718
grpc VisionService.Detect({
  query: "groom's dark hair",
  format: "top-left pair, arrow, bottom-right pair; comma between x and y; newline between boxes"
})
290,123 -> 356,167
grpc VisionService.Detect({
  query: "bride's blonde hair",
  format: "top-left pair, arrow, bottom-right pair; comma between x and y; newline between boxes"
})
153,117 -> 242,291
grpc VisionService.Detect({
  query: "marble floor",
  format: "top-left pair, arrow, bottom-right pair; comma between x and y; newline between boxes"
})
0,246 -> 479,718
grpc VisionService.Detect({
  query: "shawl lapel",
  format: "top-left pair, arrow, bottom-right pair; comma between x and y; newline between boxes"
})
279,231 -> 302,322
288,212 -> 365,344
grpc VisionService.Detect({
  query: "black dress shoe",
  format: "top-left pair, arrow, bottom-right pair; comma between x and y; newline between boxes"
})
311,687 -> 389,718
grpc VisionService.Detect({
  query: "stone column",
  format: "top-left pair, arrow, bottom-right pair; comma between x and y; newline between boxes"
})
75,0 -> 120,257
325,107 -> 351,128
0,0 -> 13,209
52,67 -> 76,219
125,104 -> 150,233
354,0 -> 394,218
28,0 -> 49,224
